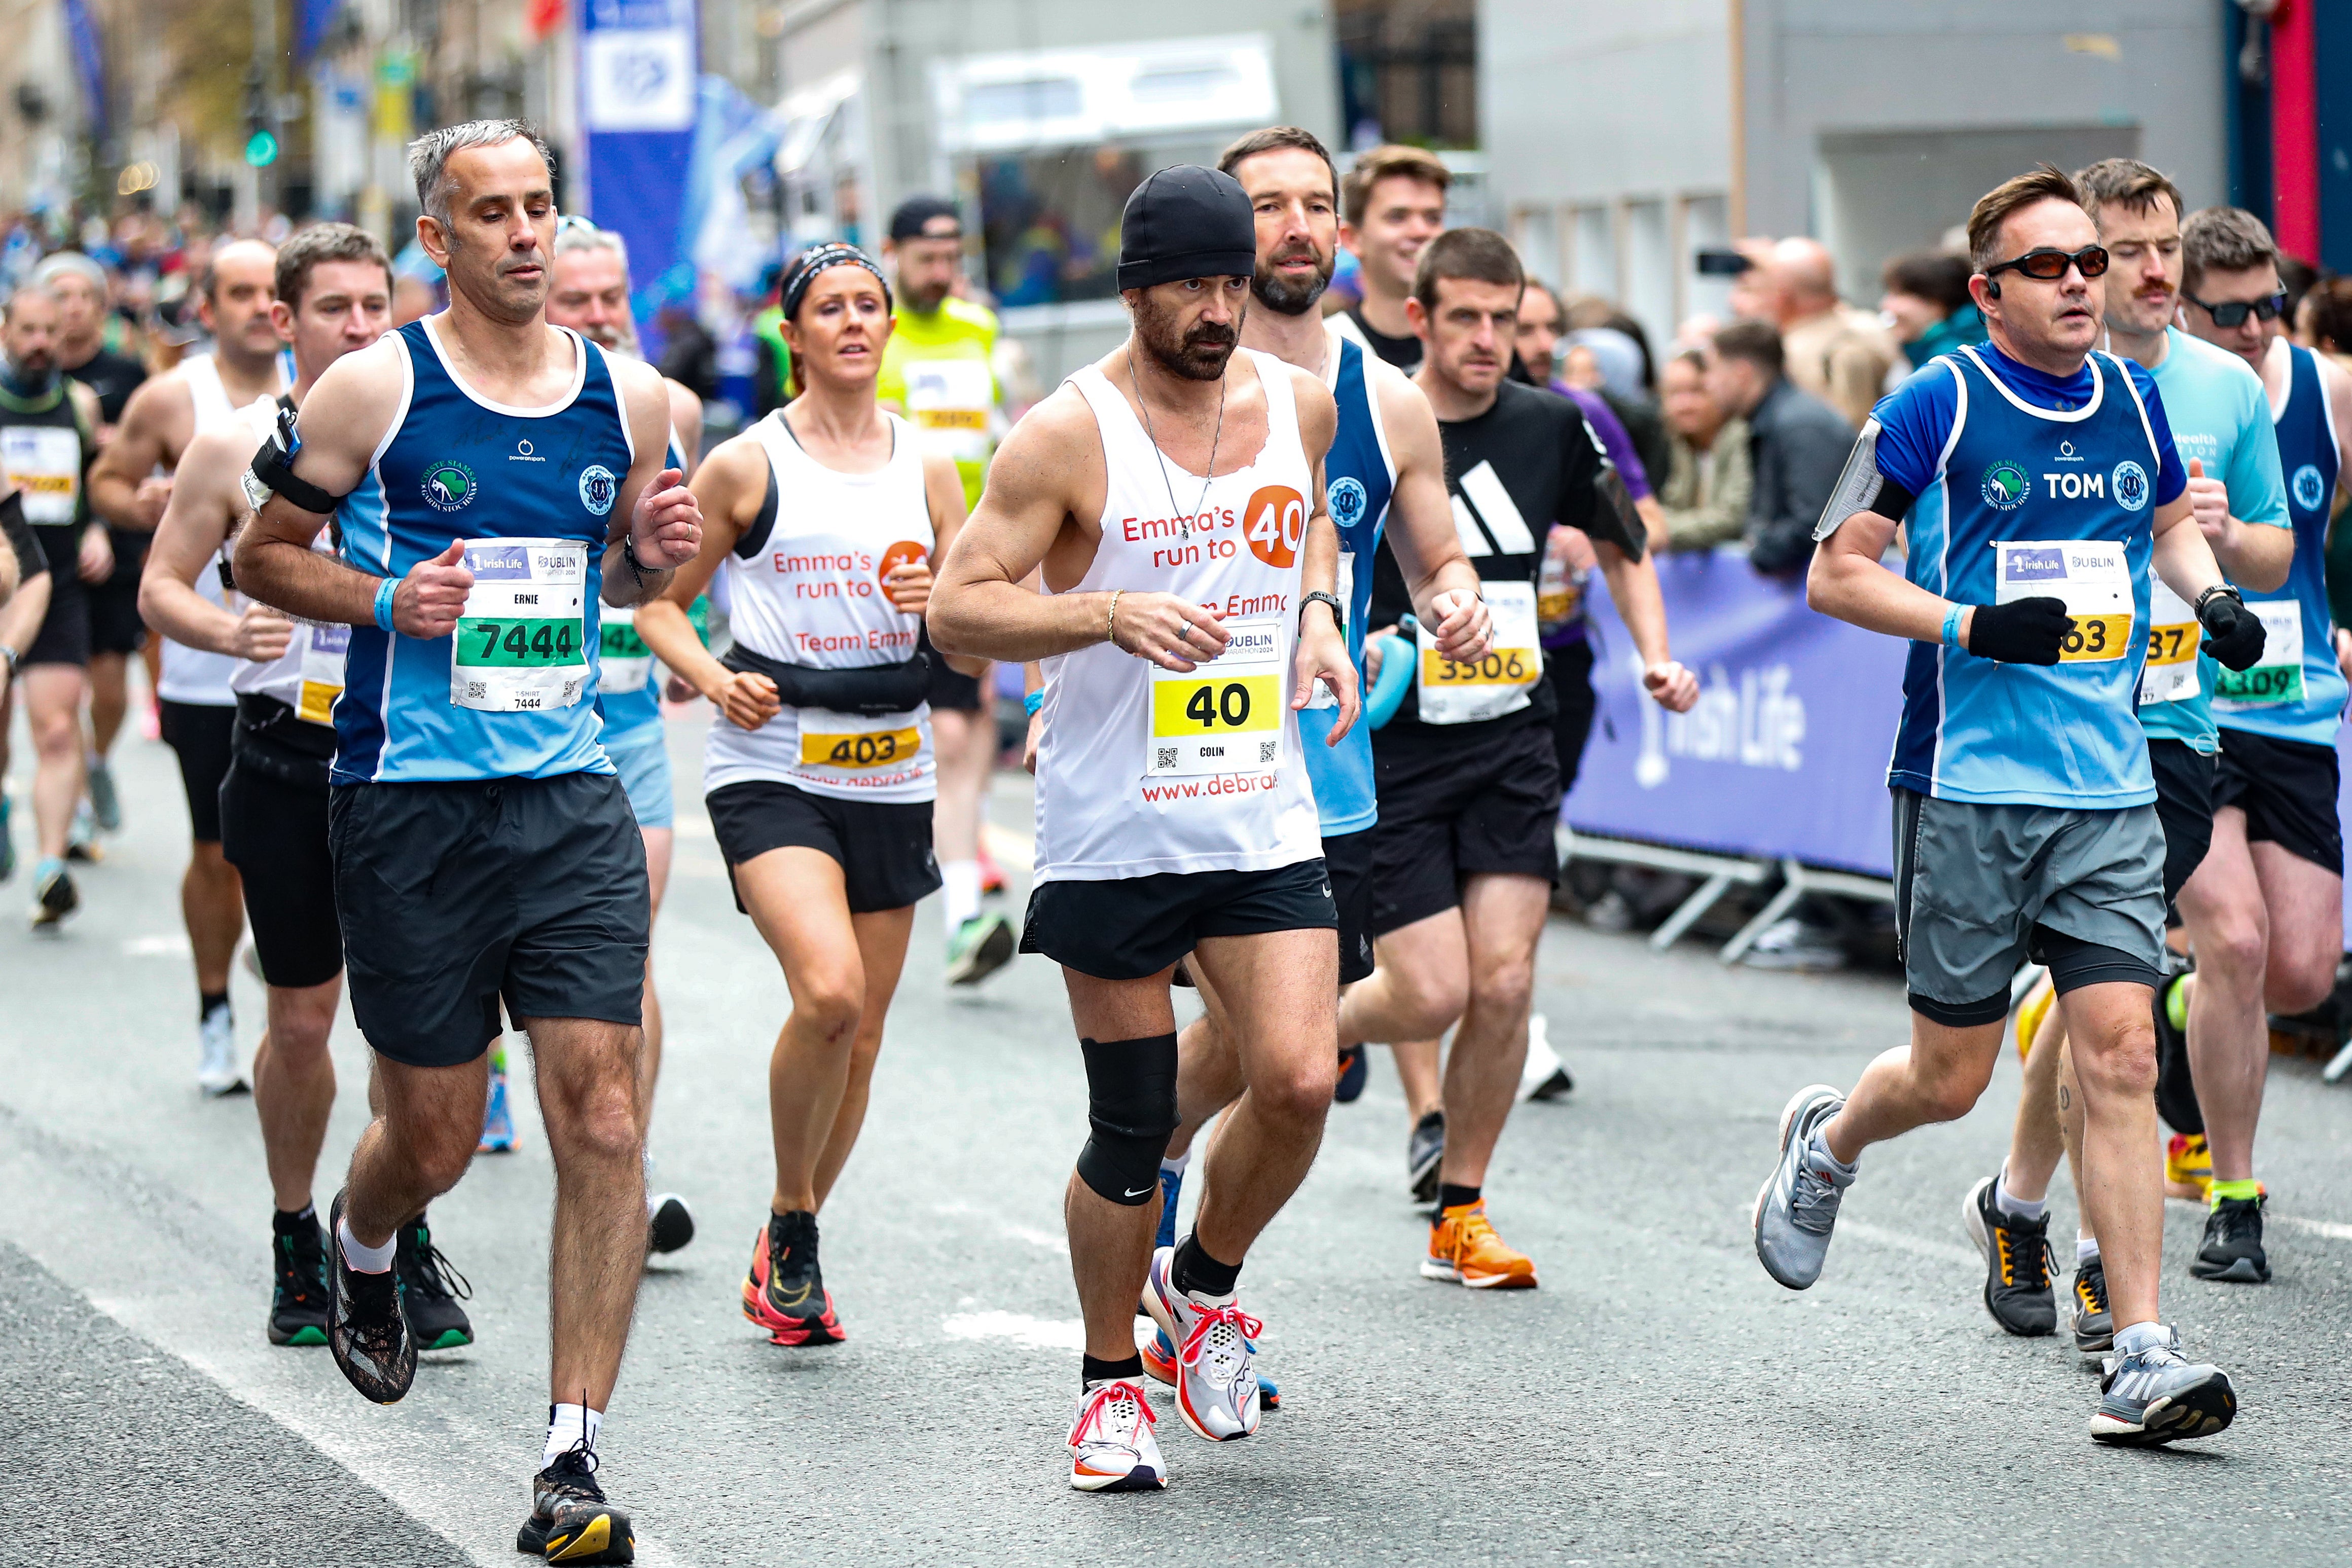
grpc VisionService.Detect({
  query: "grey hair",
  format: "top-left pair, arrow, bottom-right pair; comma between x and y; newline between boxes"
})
408,119 -> 556,227
553,216 -> 629,271
31,252 -> 107,294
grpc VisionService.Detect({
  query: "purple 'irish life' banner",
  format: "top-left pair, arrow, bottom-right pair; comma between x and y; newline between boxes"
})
1568,549 -> 1907,878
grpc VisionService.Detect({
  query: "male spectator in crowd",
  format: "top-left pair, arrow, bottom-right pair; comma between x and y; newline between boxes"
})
1655,347 -> 1753,550
1333,144 -> 1450,373
36,252 -> 149,838
1879,250 -> 1984,369
1766,237 -> 1897,428
1513,279 -> 1663,541
1706,318 -> 1851,573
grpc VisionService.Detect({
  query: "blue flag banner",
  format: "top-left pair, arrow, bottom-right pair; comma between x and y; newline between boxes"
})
296,0 -> 344,61
62,0 -> 106,138
580,0 -> 698,333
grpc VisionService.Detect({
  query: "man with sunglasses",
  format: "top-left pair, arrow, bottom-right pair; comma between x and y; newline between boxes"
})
1754,165 -> 2267,1447
2163,206 -> 2352,1287
1967,160 -> 2292,1354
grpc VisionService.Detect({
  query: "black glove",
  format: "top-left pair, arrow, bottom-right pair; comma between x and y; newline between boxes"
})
1966,596 -> 2069,665
2196,586 -> 2267,671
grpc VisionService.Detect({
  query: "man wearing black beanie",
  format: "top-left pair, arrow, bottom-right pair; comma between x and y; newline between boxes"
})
929,164 -> 1360,1492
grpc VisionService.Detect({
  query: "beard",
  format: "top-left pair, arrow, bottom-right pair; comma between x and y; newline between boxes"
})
578,314 -> 641,356
1252,243 -> 1333,317
1135,297 -> 1240,382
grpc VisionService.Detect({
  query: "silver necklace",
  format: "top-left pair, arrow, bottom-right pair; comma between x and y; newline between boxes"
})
1126,341 -> 1225,541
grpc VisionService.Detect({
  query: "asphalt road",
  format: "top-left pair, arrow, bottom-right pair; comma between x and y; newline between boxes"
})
5,706 -> 2351,1566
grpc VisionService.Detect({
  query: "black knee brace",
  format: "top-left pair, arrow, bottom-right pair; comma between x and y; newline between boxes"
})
1075,1034 -> 1180,1205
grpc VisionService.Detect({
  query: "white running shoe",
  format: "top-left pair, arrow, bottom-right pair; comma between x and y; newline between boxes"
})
196,1004 -> 247,1097
1141,1246 -> 1262,1441
1067,1378 -> 1165,1491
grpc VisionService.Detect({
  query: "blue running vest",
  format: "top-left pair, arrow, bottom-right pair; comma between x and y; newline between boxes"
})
332,319 -> 631,784
1295,333 -> 1397,835
1890,348 -> 2159,807
2212,342 -> 2347,745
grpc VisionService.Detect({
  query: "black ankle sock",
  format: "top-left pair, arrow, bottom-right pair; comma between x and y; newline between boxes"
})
199,991 -> 230,1021
1171,1233 -> 1241,1299
274,1204 -> 316,1229
1438,1183 -> 1481,1212
1082,1353 -> 1144,1389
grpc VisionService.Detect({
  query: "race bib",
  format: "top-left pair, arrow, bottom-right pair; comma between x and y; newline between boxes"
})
799,721 -> 924,771
903,358 -> 994,433
599,603 -> 654,694
2138,578 -> 2201,707
296,622 -> 349,724
1148,616 -> 1286,777
2212,601 -> 2306,709
450,539 -> 589,713
1,424 -> 81,525
1995,540 -> 2131,663
1305,552 -> 1353,711
1418,580 -> 1540,724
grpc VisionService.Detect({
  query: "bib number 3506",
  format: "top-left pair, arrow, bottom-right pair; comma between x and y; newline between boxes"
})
449,539 -> 589,712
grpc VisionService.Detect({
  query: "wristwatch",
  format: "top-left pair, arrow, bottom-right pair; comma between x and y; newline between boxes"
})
1,643 -> 17,679
1299,590 -> 1345,639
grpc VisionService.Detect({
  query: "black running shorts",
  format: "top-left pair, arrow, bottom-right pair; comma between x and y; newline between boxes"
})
1369,711 -> 1562,937
2214,728 -> 2344,876
22,525 -> 90,668
219,759 -> 342,989
1544,639 -> 1598,796
2147,737 -> 2216,914
329,771 -> 649,1067
706,778 -> 942,916
159,700 -> 235,844
85,529 -> 148,656
1021,857 -> 1337,982
1324,826 -> 1376,985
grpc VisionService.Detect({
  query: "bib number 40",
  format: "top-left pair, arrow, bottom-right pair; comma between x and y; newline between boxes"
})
1185,681 -> 1254,729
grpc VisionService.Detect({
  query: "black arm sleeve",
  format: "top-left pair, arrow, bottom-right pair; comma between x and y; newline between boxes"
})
3,490 -> 48,581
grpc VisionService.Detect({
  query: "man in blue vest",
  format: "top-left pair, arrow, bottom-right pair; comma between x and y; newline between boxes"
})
1753,165 -> 2267,1447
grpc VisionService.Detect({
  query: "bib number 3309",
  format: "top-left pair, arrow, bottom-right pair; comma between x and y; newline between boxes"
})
450,539 -> 589,712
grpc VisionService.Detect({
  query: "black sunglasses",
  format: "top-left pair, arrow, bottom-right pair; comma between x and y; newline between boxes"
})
1983,244 -> 2111,285
2185,289 -> 2289,328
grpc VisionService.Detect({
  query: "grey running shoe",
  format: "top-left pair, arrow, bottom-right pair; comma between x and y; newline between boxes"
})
1962,1175 -> 2057,1336
1407,1109 -> 1445,1205
86,758 -> 121,833
2090,1327 -> 2236,1446
1753,1084 -> 1853,1290
1141,1246 -> 1260,1441
945,910 -> 1017,987
2190,1193 -> 2269,1283
2068,1255 -> 2114,1355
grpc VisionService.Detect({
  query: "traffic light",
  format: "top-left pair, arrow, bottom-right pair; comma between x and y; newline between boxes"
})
242,65 -> 277,168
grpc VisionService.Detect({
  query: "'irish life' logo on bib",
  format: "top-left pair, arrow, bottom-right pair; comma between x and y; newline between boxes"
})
578,464 -> 618,516
1981,461 -> 2030,511
423,459 -> 477,512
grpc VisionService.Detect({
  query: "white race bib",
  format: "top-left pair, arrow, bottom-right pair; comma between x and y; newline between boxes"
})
449,539 -> 589,713
598,603 -> 654,694
2212,601 -> 2306,709
1417,579 -> 1540,724
1,424 -> 81,525
1305,552 -> 1354,711
1147,616 -> 1287,777
2138,578 -> 2202,706
296,622 -> 349,724
1995,540 -> 2131,663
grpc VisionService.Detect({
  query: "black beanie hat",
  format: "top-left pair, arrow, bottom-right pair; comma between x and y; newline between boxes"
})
1115,165 -> 1255,293
889,195 -> 962,242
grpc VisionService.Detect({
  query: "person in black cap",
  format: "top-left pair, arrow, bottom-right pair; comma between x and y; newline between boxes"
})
929,164 -> 1362,1491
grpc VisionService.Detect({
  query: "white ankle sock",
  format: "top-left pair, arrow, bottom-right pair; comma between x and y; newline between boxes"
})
1992,1170 -> 2046,1222
543,1403 -> 603,1469
2112,1320 -> 2166,1357
941,860 -> 983,932
338,1216 -> 394,1273
1159,1150 -> 1190,1179
2077,1235 -> 2100,1264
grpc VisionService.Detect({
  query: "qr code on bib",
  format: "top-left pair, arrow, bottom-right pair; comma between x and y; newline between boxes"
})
1157,747 -> 1178,770
1259,741 -> 1277,763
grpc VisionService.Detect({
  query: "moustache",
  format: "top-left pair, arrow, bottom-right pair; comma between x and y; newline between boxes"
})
1185,323 -> 1238,348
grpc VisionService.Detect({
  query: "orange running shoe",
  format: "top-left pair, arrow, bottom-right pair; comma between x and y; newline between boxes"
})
976,839 -> 1007,895
1421,1200 -> 1538,1289
2165,1133 -> 2213,1205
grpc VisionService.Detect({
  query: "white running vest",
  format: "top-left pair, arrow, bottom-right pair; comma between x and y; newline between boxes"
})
1033,348 -> 1322,882
702,410 -> 936,804
158,359 -> 279,705
223,400 -> 347,722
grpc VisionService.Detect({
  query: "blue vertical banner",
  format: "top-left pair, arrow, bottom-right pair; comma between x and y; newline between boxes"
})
580,0 -> 698,325
61,0 -> 107,138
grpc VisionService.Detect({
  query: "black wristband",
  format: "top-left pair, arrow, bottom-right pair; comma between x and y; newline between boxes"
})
2194,583 -> 2244,618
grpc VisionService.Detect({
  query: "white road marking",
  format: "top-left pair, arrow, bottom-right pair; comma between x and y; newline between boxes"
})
943,1310 -> 1087,1351
123,933 -> 192,957
2273,1213 -> 2352,1243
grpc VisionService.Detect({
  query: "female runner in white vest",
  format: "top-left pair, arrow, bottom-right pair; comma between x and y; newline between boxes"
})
634,244 -> 974,1349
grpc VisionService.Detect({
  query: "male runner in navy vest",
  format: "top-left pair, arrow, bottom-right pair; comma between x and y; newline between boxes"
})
235,121 -> 702,1564
1753,165 -> 2266,1447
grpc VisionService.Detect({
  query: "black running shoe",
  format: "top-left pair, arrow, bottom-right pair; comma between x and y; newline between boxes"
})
647,1193 -> 695,1256
395,1211 -> 475,1350
1407,1110 -> 1445,1206
741,1209 -> 844,1345
1334,1045 -> 1367,1104
2190,1193 -> 2270,1283
31,863 -> 77,929
517,1438 -> 635,1563
326,1191 -> 414,1403
2069,1254 -> 2114,1355
1961,1175 -> 2056,1336
268,1210 -> 330,1347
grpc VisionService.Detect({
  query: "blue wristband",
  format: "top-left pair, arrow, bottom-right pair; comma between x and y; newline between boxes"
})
374,577 -> 398,633
1940,605 -> 1963,648
1024,689 -> 1044,718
